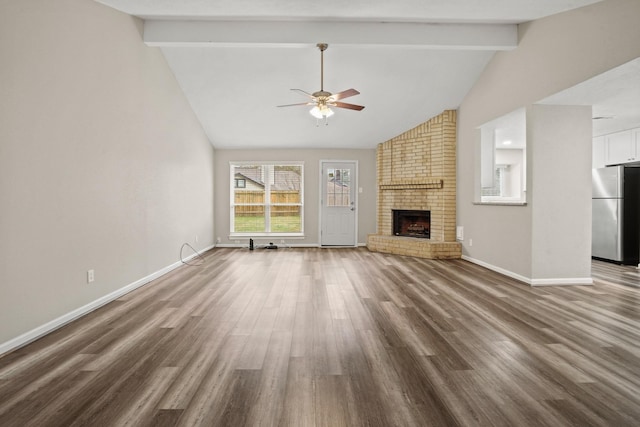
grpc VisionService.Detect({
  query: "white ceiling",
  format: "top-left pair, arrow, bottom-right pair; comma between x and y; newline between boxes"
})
539,57 -> 640,137
94,0 -> 604,149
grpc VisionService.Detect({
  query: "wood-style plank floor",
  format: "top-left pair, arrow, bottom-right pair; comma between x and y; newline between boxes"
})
1,249 -> 640,426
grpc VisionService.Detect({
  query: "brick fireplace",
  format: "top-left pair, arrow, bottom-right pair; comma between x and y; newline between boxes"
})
393,210 -> 430,238
367,110 -> 462,259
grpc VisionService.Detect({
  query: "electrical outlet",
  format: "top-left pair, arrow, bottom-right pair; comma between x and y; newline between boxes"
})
280,239 -> 285,244
469,239 -> 473,247
87,269 -> 95,283
216,237 -> 221,243
195,235 -> 199,243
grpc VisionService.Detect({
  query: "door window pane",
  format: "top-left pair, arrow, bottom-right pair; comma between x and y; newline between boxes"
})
326,168 -> 351,207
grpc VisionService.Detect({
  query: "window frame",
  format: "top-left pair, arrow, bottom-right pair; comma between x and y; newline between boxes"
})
477,107 -> 527,206
229,161 -> 304,238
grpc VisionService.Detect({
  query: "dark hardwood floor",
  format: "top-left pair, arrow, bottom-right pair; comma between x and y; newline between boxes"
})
1,248 -> 639,426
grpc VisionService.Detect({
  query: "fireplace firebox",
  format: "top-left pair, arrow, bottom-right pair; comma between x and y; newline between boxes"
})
393,210 -> 430,239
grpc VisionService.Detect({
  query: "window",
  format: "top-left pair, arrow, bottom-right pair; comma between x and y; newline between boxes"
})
230,162 -> 304,236
479,108 -> 527,204
326,168 -> 351,206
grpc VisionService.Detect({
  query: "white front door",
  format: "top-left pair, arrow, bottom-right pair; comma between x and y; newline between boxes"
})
320,161 -> 357,246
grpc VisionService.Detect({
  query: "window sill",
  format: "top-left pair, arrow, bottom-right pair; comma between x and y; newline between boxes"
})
229,233 -> 305,239
474,201 -> 527,206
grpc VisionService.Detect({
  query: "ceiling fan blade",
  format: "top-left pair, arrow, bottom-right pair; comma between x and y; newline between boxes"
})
291,88 -> 316,99
333,101 -> 365,111
330,88 -> 360,101
277,102 -> 314,107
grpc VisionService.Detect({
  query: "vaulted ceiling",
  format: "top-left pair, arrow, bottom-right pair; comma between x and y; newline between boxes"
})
94,0 -> 603,149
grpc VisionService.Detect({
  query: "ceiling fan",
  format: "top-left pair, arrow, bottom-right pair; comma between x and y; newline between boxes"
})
277,43 -> 364,125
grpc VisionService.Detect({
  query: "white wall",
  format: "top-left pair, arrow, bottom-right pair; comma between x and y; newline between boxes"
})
529,105 -> 593,283
0,0 -> 214,348
458,0 -> 640,283
214,149 -> 376,246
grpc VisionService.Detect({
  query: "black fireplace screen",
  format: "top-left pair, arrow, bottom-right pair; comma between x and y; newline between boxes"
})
393,210 -> 430,238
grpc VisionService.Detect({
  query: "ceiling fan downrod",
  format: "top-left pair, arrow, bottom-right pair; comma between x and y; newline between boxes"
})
317,43 -> 328,92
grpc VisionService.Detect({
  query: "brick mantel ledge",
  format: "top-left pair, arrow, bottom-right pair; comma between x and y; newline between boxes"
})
379,178 -> 443,190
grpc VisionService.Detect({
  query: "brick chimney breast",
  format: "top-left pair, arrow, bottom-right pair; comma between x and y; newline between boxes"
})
367,110 -> 461,259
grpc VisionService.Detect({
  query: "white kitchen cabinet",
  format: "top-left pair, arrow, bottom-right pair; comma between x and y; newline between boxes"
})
592,135 -> 606,168
605,129 -> 636,165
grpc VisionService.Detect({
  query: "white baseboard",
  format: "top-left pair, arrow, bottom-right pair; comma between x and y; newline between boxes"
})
461,255 -> 593,287
0,244 -> 214,357
529,277 -> 593,286
217,243 -> 367,248
216,243 -> 321,248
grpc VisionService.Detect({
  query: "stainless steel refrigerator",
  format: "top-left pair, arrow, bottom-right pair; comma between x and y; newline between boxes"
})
592,165 -> 640,264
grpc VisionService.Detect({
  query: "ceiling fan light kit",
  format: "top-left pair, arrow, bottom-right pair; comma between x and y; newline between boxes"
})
310,105 -> 334,119
278,43 -> 364,126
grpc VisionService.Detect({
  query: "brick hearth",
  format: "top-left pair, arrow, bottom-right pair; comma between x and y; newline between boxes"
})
367,110 -> 462,259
